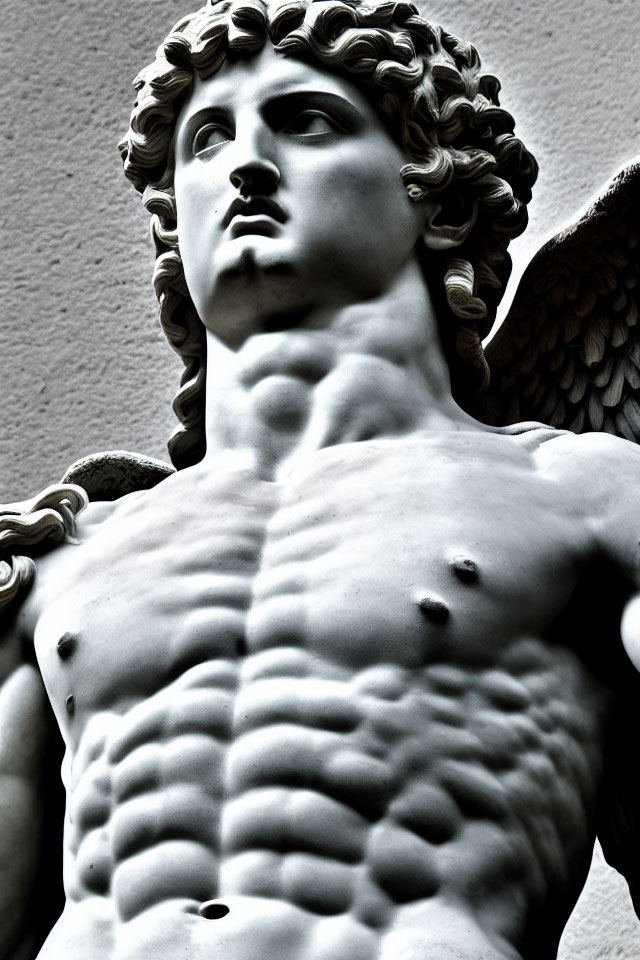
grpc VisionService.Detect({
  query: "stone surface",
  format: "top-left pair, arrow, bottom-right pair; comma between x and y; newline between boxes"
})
1,1 -> 640,957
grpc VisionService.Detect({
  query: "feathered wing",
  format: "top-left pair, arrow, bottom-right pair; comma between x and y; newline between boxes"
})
479,157 -> 640,438
478,158 -> 640,912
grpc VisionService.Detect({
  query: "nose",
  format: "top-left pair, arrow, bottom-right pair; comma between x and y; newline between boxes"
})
230,156 -> 280,196
229,122 -> 280,196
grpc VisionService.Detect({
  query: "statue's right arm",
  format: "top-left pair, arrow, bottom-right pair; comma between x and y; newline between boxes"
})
0,483 -> 89,956
0,623 -> 56,960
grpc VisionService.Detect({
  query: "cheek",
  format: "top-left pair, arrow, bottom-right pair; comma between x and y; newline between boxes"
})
175,168 -> 227,249
326,164 -> 420,253
174,175 -> 216,310
175,175 -> 198,256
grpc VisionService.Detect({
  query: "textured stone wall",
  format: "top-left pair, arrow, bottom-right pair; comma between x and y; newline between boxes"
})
1,0 -> 639,955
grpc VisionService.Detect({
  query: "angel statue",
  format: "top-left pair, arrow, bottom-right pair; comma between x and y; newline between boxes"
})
1,0 -> 639,958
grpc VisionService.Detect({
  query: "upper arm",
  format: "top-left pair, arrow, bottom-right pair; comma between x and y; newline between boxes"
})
621,595 -> 640,672
583,436 -> 640,671
0,484 -> 89,955
540,431 -> 640,577
538,432 -> 640,665
546,434 -> 640,904
571,434 -> 640,669
0,632 -> 57,959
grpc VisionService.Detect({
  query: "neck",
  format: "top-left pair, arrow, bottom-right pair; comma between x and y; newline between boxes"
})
202,261 -> 475,479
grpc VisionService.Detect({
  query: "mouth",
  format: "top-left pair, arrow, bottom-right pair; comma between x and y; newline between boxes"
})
223,196 -> 287,232
229,217 -> 281,239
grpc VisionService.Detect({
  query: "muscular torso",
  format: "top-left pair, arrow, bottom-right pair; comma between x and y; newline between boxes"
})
21,430 -> 618,960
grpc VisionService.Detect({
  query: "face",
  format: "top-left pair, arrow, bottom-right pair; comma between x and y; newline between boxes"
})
173,44 -> 425,347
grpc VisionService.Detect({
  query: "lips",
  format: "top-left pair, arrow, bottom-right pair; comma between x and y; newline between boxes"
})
223,195 -> 287,230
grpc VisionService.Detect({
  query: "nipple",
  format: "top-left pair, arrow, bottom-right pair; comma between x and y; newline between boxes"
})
57,632 -> 78,660
199,901 -> 230,920
449,556 -> 479,584
418,596 -> 449,623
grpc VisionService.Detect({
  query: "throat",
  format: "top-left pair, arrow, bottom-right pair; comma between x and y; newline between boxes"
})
204,331 -> 464,479
247,355 -> 416,463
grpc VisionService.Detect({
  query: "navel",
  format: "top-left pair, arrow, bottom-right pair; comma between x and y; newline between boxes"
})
199,900 -> 230,920
66,695 -> 75,716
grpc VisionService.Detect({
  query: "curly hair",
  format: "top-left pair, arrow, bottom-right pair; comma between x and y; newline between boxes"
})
0,485 -> 88,613
120,0 -> 538,469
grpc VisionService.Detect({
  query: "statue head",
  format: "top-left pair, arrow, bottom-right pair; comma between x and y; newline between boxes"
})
120,0 -> 537,469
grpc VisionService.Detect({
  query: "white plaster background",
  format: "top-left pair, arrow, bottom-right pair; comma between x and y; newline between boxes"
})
1,0 -> 639,955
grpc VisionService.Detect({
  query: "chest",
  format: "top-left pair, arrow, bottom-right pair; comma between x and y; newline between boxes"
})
28,440 -> 590,724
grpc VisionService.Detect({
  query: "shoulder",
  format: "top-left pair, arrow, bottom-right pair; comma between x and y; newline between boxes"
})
498,424 -> 640,546
11,484 -> 160,639
532,430 -> 640,576
1,455 -> 175,640
533,429 -> 640,486
62,449 -> 175,502
534,430 -> 640,529
74,489 -> 147,532
60,448 -> 178,539
494,420 -> 640,466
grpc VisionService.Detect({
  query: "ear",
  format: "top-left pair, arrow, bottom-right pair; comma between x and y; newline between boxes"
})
422,199 -> 478,251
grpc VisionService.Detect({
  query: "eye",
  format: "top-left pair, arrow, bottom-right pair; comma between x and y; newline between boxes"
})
284,110 -> 343,137
192,122 -> 233,157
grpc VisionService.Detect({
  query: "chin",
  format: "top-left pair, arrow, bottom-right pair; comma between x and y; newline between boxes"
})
198,246 -> 314,344
213,234 -> 296,279
202,292 -> 313,351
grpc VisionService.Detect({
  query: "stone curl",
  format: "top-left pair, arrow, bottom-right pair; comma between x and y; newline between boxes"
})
0,485 -> 88,613
120,0 -> 538,469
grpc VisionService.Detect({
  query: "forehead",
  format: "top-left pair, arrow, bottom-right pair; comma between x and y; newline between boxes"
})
178,42 -> 379,120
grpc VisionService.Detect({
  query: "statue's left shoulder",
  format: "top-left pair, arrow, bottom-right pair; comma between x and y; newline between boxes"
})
530,430 -> 640,562
534,427 -> 640,481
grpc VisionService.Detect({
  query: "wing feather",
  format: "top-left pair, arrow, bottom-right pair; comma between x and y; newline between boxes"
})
479,158 -> 640,447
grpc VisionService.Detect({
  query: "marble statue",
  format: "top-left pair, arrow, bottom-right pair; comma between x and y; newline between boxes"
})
1,1 -> 640,958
